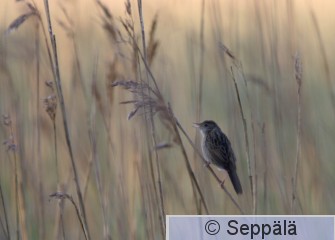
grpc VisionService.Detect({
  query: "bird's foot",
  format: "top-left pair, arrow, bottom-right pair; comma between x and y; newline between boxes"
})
203,161 -> 210,168
220,180 -> 225,188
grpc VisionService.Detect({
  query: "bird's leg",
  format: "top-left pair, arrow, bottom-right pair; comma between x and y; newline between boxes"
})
203,161 -> 210,168
220,179 -> 226,188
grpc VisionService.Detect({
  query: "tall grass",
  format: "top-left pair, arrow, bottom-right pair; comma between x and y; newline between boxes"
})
1,0 -> 335,239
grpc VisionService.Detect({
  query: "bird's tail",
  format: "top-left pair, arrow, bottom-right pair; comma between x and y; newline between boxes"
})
228,170 -> 243,194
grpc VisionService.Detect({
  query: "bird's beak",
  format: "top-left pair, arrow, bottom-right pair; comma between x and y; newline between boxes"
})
193,123 -> 200,128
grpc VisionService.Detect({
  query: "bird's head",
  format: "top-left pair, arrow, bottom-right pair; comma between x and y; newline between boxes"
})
193,120 -> 219,134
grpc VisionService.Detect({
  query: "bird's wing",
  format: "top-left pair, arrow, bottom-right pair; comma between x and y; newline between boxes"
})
207,129 -> 237,169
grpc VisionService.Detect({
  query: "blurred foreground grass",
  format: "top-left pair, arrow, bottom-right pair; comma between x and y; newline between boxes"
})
0,0 -> 335,239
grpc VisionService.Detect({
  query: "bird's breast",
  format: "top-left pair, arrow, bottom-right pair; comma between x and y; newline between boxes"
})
200,136 -> 212,163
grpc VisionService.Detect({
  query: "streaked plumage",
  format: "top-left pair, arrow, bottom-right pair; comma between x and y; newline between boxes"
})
194,120 -> 243,194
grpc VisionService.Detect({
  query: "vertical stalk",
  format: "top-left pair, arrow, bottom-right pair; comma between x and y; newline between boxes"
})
137,0 -> 165,236
42,1 -> 90,239
291,53 -> 302,213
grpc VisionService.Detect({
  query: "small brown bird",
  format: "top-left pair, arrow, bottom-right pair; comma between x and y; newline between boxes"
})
194,120 -> 243,194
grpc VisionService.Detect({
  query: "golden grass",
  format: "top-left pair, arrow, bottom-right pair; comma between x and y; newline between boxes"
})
0,0 -> 335,239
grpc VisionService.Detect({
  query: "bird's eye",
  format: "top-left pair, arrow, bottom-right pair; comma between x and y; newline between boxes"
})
204,123 -> 208,127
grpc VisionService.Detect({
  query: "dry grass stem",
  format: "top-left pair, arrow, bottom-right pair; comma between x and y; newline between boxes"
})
291,52 -> 303,213
220,43 -> 255,214
2,115 -> 28,240
49,192 -> 88,240
0,182 -> 10,240
43,0 -> 91,238
229,66 -> 253,212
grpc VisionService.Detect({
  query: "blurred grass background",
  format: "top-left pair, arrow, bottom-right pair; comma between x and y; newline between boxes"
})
0,0 -> 335,239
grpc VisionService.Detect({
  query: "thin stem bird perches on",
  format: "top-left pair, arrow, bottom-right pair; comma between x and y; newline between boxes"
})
112,79 -> 244,214
111,80 -> 210,213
